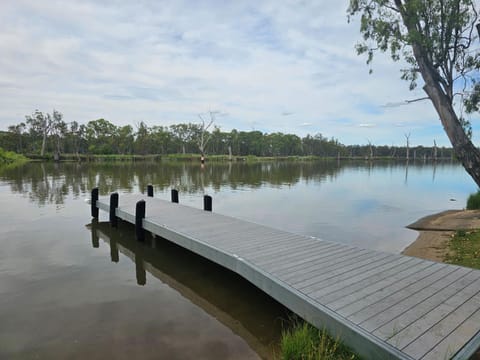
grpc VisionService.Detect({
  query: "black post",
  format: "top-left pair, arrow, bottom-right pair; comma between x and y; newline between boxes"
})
91,187 -> 99,218
203,195 -> 212,212
109,192 -> 119,227
135,200 -> 146,241
147,184 -> 154,197
171,189 -> 179,203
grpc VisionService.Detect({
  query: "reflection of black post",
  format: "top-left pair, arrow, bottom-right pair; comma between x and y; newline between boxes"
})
109,192 -> 119,227
147,185 -> 154,197
171,189 -> 179,203
135,254 -> 146,286
91,221 -> 99,248
204,195 -> 212,212
110,237 -> 119,263
91,188 -> 99,218
135,200 -> 146,241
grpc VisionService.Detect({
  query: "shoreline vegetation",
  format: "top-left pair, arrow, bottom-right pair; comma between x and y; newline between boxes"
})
279,320 -> 359,360
22,153 -> 457,163
0,148 -> 27,165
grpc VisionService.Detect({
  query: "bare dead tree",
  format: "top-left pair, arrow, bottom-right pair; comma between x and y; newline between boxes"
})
366,139 -> 374,160
197,111 -> 217,158
404,133 -> 411,161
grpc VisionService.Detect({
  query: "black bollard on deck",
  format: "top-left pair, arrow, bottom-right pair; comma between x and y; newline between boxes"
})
91,188 -> 99,218
135,200 -> 146,241
147,184 -> 154,197
171,189 -> 179,203
203,195 -> 212,212
109,192 -> 119,227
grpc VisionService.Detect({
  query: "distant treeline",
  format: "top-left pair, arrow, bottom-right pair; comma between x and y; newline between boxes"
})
1,111 -> 454,159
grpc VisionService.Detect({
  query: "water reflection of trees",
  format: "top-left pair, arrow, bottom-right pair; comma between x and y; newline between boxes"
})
0,160 -> 457,206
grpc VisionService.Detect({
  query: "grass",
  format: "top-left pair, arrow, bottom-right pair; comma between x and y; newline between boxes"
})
445,229 -> 480,269
466,190 -> 480,210
278,320 -> 359,360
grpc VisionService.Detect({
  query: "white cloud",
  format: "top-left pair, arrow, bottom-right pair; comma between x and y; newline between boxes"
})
0,0 -> 473,146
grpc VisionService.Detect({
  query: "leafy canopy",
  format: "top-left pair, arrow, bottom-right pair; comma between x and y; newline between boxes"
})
348,0 -> 479,110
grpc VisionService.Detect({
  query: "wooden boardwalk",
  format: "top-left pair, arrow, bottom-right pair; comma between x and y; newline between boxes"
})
93,193 -> 480,360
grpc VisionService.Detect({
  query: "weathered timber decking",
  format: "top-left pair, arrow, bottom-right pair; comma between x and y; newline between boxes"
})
94,194 -> 480,360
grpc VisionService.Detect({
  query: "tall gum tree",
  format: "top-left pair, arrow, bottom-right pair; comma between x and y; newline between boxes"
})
348,0 -> 480,186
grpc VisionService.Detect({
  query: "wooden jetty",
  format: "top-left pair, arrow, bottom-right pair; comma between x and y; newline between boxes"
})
91,188 -> 480,360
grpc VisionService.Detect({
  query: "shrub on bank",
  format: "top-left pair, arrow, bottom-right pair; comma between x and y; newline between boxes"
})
0,148 -> 27,164
467,190 -> 480,210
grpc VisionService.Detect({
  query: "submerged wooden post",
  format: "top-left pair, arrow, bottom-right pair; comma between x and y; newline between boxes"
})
147,184 -> 154,197
171,189 -> 179,203
203,195 -> 212,212
135,200 -> 146,241
91,188 -> 99,218
109,192 -> 119,227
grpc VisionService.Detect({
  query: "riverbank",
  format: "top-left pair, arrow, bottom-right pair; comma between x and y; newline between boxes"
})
23,152 -> 456,163
402,209 -> 480,261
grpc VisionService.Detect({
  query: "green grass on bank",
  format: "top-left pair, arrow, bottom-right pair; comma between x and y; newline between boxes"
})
445,230 -> 480,269
467,190 -> 480,210
279,321 -> 359,360
0,148 -> 28,165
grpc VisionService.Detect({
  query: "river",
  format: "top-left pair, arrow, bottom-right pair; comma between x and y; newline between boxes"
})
0,160 -> 475,359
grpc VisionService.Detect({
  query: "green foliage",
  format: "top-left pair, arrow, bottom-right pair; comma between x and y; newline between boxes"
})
466,191 -> 480,210
4,113 -> 455,159
446,230 -> 480,269
0,148 -> 27,164
348,0 -> 479,106
279,320 -> 358,360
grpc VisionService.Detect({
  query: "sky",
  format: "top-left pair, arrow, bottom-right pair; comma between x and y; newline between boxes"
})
0,0 -> 478,146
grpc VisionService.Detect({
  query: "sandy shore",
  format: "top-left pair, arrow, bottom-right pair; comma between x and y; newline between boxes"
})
402,209 -> 480,261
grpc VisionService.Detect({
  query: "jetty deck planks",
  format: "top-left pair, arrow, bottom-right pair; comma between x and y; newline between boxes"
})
94,193 -> 480,360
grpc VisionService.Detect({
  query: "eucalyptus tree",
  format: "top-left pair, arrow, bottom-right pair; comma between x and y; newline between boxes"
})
348,0 -> 480,185
25,110 -> 54,156
7,122 -> 26,153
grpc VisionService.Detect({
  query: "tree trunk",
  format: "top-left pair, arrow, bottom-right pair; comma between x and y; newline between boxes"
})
413,44 -> 480,186
41,129 -> 47,156
394,2 -> 480,187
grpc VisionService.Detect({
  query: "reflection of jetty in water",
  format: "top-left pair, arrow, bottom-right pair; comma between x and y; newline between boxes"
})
88,220 -> 290,359
1,160 -> 457,206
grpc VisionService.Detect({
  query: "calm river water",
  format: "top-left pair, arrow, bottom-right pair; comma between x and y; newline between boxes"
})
0,160 -> 475,359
